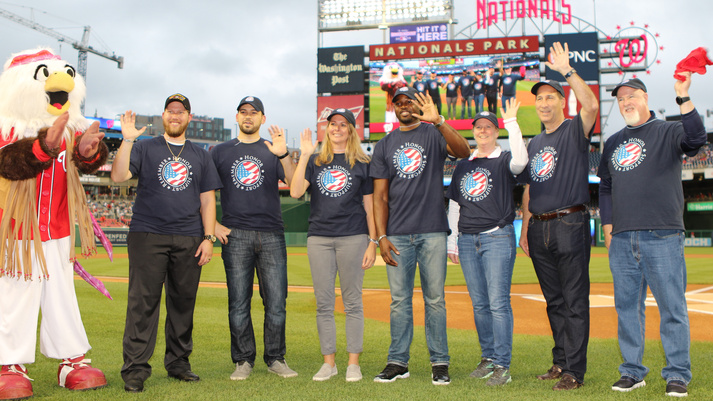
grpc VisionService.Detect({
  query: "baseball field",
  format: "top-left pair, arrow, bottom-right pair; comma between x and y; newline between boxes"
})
22,246 -> 713,400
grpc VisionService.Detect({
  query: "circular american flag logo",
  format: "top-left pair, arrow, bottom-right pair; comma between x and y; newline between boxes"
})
161,161 -> 188,187
531,149 -> 556,180
320,169 -> 348,193
613,140 -> 645,170
396,146 -> 424,175
234,160 -> 262,187
463,171 -> 488,197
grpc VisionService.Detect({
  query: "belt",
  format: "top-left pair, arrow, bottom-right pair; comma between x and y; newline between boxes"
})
531,204 -> 586,221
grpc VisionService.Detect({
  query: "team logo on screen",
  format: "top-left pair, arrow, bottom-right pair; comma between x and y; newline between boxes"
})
460,167 -> 492,202
393,142 -> 426,179
158,159 -> 192,191
232,156 -> 264,191
612,138 -> 646,171
316,165 -> 352,197
530,146 -> 557,182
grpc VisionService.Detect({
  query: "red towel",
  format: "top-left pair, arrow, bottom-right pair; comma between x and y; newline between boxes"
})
674,47 -> 713,81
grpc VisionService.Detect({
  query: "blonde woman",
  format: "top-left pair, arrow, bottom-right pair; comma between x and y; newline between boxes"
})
291,109 -> 376,382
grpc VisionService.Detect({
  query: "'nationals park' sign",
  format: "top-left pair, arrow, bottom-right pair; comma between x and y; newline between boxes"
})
369,35 -> 539,61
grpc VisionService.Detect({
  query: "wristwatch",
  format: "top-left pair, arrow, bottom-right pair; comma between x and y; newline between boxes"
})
434,115 -> 445,127
203,234 -> 217,243
676,96 -> 690,105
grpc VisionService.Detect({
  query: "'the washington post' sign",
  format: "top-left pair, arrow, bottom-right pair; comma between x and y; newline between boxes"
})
317,46 -> 365,94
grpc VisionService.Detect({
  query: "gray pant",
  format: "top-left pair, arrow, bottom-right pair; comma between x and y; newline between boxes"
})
307,234 -> 367,355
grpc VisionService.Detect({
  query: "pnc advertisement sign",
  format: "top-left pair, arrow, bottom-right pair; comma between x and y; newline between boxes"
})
544,32 -> 599,82
317,46 -> 365,94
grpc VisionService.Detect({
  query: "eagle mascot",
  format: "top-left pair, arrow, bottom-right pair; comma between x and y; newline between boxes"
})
378,62 -> 407,123
0,48 -> 108,399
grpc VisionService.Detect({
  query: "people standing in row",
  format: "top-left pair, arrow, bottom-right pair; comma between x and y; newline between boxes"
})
113,94 -> 222,393
371,86 -> 470,385
290,109 -> 376,383
447,100 -> 528,387
519,42 -> 599,391
211,96 -> 298,381
599,74 -> 705,398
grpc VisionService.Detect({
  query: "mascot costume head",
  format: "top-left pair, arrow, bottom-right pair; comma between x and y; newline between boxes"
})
0,48 -> 99,280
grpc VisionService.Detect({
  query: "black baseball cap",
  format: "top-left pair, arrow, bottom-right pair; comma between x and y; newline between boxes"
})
531,80 -> 565,97
611,78 -> 647,97
472,111 -> 499,128
165,93 -> 191,112
327,108 -> 356,126
392,86 -> 419,101
237,96 -> 265,114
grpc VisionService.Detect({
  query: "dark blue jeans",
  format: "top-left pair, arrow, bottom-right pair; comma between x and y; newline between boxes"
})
222,228 -> 287,366
527,210 -> 591,382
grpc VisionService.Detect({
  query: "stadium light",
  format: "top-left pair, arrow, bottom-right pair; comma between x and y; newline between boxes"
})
318,0 -> 454,32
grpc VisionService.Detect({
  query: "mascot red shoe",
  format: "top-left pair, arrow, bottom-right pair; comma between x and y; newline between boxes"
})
0,48 -> 108,399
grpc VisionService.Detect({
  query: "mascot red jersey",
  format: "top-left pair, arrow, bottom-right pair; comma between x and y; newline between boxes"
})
0,48 -> 108,399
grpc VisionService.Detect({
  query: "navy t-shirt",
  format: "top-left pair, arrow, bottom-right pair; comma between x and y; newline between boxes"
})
523,114 -> 592,215
211,139 -> 286,231
128,136 -> 222,236
457,76 -> 474,97
598,115 -> 689,234
426,79 -> 441,100
473,79 -> 485,96
370,123 -> 449,235
446,82 -> 458,98
500,73 -> 524,96
484,73 -> 500,95
413,79 -> 428,95
446,151 -> 518,233
304,154 -> 373,237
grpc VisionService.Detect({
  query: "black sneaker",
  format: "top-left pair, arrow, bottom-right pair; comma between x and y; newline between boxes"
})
431,364 -> 450,386
373,363 -> 409,383
612,376 -> 646,392
665,380 -> 688,397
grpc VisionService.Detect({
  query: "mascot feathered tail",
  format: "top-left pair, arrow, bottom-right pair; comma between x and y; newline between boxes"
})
0,48 -> 108,398
379,63 -> 407,123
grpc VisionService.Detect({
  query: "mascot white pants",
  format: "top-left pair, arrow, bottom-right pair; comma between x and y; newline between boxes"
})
0,237 -> 90,364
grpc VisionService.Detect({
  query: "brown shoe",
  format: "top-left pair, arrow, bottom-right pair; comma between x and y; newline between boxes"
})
536,365 -> 562,380
553,373 -> 583,391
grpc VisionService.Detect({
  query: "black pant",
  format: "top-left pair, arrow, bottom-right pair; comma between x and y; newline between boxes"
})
121,232 -> 203,382
486,93 -> 498,114
527,211 -> 591,382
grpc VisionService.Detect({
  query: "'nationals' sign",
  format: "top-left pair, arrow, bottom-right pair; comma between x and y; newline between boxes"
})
369,36 -> 539,61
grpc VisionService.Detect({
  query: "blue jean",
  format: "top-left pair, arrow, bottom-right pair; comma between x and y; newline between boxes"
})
527,210 -> 591,382
222,228 -> 287,366
461,95 -> 474,119
458,225 -> 516,368
385,232 -> 449,366
475,94 -> 485,113
609,230 -> 691,384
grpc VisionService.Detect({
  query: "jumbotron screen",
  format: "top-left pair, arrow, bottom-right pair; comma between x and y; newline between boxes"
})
368,54 -> 543,136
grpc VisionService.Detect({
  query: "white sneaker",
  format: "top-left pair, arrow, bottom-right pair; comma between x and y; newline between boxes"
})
230,361 -> 252,381
312,363 -> 338,381
268,360 -> 298,378
346,364 -> 362,382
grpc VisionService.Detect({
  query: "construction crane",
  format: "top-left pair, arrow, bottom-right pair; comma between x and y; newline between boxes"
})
0,6 -> 124,112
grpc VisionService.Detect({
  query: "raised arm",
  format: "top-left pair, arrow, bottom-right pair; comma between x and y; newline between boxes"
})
111,110 -> 146,183
266,125 -> 296,186
501,98 -> 528,174
290,128 -> 317,199
412,92 -> 470,158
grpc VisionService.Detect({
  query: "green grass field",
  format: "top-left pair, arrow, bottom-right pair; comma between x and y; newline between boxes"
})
23,246 -> 713,400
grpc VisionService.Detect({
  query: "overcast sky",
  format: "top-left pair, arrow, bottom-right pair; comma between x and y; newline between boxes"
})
0,0 -> 709,144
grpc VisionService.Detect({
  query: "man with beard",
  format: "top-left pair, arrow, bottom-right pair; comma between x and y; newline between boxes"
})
210,96 -> 297,381
598,75 -> 704,397
371,86 -> 469,385
518,42 -> 599,391
112,94 -> 222,392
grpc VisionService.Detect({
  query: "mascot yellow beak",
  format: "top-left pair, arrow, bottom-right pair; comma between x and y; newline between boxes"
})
45,71 -> 75,116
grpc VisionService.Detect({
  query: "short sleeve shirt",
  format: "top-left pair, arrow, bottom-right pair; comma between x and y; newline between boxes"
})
370,123 -> 449,235
211,139 -> 286,231
304,154 -> 373,237
457,76 -> 474,97
128,136 -> 222,236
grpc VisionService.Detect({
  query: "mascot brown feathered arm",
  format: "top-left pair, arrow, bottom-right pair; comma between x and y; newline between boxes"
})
0,128 -> 57,180
72,121 -> 108,174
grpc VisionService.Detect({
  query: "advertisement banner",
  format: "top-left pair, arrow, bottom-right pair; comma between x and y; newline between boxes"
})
316,95 -> 365,141
317,46 -> 365,94
544,32 -> 599,82
389,23 -> 448,44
